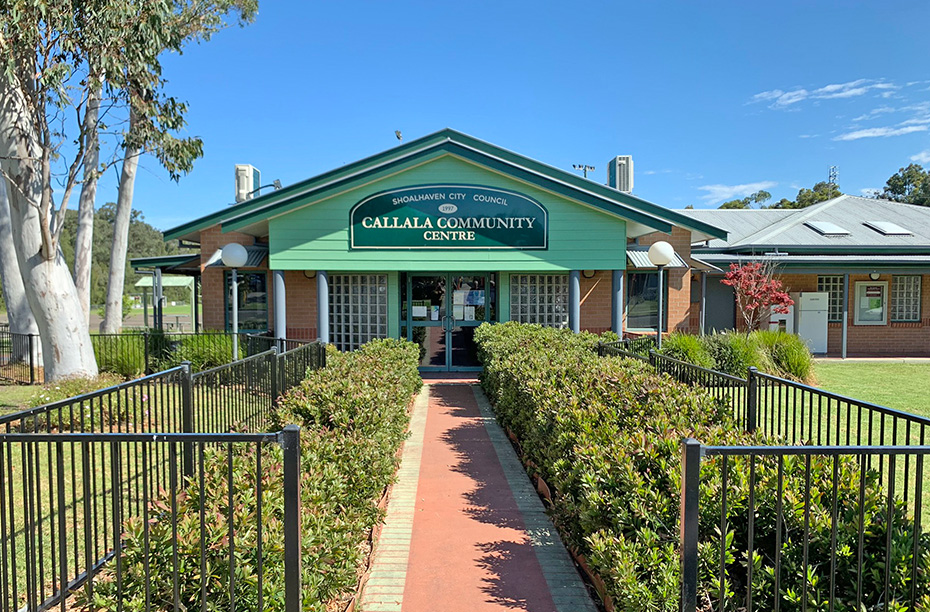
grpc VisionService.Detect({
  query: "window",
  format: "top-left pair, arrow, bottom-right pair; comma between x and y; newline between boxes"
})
509,274 -> 568,328
817,275 -> 844,322
329,274 -> 388,351
854,281 -> 887,326
626,272 -> 668,331
891,275 -> 921,322
225,271 -> 268,332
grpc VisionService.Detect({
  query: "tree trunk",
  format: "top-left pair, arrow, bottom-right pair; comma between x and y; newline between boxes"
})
100,133 -> 140,334
73,88 -> 101,325
0,77 -> 98,380
0,180 -> 43,363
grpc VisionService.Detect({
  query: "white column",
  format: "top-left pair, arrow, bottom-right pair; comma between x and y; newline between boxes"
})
274,270 -> 287,347
611,270 -> 624,336
568,270 -> 581,333
317,270 -> 329,343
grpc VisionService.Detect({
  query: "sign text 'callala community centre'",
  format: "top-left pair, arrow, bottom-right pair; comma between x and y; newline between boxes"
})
350,185 -> 548,249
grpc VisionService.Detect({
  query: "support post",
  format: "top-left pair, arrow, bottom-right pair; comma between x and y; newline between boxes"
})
568,270 -> 581,333
193,276 -> 200,332
317,270 -> 329,344
282,425 -> 302,612
181,361 -> 194,477
154,267 -> 163,331
143,331 -> 150,375
656,264 -> 665,349
231,269 -> 239,361
680,438 -> 702,612
746,366 -> 758,433
274,270 -> 287,353
842,273 -> 849,359
611,269 -> 624,336
700,272 -> 707,336
28,334 -> 35,385
143,287 -> 149,328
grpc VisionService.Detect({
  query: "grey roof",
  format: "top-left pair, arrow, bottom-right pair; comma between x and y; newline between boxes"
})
697,253 -> 930,265
204,244 -> 268,268
680,195 -> 930,252
626,247 -> 689,269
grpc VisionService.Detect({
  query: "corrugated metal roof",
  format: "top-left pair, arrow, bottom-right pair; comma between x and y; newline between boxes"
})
205,245 -> 268,268
680,196 -> 930,250
626,247 -> 689,269
696,253 -> 930,265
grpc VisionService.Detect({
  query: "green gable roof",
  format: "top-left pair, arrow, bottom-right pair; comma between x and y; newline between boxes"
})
164,129 -> 726,242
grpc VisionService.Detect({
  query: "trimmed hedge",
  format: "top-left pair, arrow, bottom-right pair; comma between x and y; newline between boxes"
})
82,338 -> 422,611
659,330 -> 813,382
476,322 -> 929,611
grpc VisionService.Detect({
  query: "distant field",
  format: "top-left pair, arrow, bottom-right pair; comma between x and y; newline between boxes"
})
814,360 -> 930,418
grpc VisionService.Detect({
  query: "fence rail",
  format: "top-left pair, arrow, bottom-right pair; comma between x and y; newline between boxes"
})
0,331 -> 38,385
596,340 -> 930,611
0,428 -> 302,612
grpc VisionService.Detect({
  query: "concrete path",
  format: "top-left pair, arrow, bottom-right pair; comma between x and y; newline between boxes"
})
360,382 -> 596,612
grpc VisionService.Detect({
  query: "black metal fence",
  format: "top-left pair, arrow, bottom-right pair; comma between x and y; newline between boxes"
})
0,428 -> 302,612
0,339 -> 325,610
596,342 -> 930,611
0,331 -> 38,385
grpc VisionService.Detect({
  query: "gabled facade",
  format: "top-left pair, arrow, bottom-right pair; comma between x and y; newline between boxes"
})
160,129 -> 724,370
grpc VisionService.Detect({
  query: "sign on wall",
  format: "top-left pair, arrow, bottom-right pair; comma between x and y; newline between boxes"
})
350,185 -> 548,249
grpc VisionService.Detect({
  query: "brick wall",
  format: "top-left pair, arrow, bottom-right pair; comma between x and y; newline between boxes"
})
199,226 -> 256,331
778,272 -> 930,357
580,271 -> 613,334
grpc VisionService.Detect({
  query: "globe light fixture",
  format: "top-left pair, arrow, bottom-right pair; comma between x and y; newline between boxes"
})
647,241 -> 675,349
222,243 -> 249,360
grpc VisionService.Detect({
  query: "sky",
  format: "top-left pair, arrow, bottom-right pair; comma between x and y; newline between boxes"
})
93,0 -> 930,230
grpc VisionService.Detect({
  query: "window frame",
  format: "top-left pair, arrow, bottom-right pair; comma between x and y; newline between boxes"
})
224,270 -> 269,333
853,281 -> 888,326
816,275 -> 845,323
625,271 -> 669,333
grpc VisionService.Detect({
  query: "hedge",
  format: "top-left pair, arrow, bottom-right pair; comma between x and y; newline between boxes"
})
81,338 -> 422,611
476,322 -> 929,611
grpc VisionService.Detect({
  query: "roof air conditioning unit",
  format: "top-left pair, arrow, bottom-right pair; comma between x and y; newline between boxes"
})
234,164 -> 261,203
607,155 -> 633,193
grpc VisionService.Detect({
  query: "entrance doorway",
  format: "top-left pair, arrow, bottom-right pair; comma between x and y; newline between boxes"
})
404,273 -> 495,371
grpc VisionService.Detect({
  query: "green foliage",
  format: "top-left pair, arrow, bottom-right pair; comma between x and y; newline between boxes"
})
882,163 -> 930,207
658,331 -> 813,382
718,190 -> 771,209
84,338 -> 422,611
658,333 -> 715,369
91,332 -> 147,378
158,332 -> 241,371
768,181 -> 842,209
29,374 -> 125,408
476,322 -> 930,611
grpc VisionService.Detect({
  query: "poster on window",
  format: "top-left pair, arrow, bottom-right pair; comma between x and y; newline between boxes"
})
854,282 -> 887,325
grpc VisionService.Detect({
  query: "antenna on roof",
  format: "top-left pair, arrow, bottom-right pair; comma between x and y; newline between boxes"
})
828,165 -> 839,185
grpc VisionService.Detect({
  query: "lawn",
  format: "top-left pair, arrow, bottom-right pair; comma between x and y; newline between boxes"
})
814,360 -> 930,419
0,384 -> 35,415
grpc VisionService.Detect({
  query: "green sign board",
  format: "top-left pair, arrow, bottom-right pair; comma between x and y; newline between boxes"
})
350,185 -> 548,249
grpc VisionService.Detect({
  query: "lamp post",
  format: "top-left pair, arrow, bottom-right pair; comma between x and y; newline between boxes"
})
221,243 -> 249,360
647,241 -> 675,349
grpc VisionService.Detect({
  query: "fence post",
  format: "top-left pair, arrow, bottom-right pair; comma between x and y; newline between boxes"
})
28,334 -> 36,385
746,367 -> 758,433
320,342 -> 326,369
680,438 -> 701,612
648,349 -> 657,369
282,425 -> 302,612
181,361 -> 194,478
143,331 -> 150,375
270,347 -> 279,402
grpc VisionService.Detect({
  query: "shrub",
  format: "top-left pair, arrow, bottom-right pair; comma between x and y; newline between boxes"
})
83,338 -> 422,611
162,332 -> 242,371
92,333 -> 146,378
703,331 -> 774,377
476,322 -> 929,611
29,373 -> 125,408
658,332 -> 715,369
754,329 -> 814,381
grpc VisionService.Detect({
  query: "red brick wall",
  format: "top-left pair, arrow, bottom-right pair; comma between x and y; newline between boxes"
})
199,226 -> 256,331
634,227 -> 694,334
778,273 -> 930,357
580,271 -> 613,334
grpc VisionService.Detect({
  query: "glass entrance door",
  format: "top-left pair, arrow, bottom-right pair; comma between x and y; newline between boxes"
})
406,273 -> 493,371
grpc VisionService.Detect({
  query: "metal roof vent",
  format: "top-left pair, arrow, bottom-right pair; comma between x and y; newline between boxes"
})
235,164 -> 261,203
607,155 -> 633,193
863,221 -> 912,236
805,221 -> 850,236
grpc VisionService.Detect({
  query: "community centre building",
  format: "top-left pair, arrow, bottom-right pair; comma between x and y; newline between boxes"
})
139,129 -> 930,366
141,129 -> 724,371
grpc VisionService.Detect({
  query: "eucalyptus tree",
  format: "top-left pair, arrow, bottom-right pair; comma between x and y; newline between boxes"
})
0,1 -> 257,380
0,180 -> 42,363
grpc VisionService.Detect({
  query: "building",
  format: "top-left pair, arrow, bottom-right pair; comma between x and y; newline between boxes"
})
153,129 -> 724,371
681,195 -> 930,357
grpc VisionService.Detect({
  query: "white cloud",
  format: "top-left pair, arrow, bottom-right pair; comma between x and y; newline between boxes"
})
853,106 -> 896,121
698,181 -> 778,206
834,125 -> 928,141
911,150 -> 930,164
751,79 -> 898,110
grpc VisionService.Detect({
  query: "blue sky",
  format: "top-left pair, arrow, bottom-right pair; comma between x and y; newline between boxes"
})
104,1 -> 930,229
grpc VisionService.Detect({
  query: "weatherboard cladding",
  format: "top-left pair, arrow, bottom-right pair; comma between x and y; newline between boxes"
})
267,155 -> 628,272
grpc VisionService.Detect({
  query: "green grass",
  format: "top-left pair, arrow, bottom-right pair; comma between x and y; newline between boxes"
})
0,384 -> 36,416
814,360 -> 930,419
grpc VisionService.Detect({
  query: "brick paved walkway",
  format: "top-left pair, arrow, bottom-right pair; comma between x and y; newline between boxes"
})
360,382 -> 596,612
